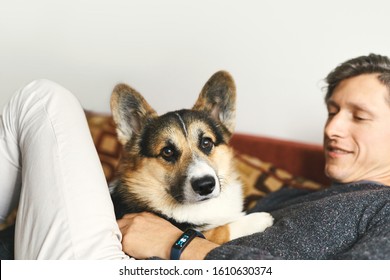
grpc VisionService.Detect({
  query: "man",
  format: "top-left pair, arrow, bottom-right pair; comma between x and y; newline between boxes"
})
118,53 -> 390,259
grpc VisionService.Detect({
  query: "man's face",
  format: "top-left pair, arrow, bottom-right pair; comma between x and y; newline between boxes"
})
324,73 -> 390,185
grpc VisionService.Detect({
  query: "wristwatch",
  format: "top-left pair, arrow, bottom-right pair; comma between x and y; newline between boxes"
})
170,229 -> 205,260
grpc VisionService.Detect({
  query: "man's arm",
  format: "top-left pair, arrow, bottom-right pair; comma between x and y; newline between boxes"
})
336,207 -> 390,259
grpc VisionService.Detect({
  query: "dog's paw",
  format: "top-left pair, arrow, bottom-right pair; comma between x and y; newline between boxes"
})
228,212 -> 274,240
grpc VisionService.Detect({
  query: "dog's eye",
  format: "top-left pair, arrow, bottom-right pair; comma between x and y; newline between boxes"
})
200,137 -> 214,153
161,147 -> 175,161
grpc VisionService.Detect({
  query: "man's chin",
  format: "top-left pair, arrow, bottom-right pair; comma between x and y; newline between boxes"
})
324,166 -> 349,183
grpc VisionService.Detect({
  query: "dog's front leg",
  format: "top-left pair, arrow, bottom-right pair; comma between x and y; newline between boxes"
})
203,212 -> 274,244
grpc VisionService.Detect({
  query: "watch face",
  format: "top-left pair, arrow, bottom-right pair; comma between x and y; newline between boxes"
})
175,234 -> 190,248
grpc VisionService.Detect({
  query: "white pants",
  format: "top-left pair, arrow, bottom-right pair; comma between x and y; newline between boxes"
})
0,80 -> 128,259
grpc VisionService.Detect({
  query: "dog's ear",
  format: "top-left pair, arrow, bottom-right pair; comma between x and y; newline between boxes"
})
110,83 -> 157,145
192,71 -> 236,134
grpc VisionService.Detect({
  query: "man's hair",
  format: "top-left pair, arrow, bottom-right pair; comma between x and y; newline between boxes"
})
325,53 -> 390,101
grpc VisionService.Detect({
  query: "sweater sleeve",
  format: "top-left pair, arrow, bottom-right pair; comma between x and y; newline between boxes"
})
335,202 -> 390,259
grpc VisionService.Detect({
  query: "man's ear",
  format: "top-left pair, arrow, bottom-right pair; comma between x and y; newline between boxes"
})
192,71 -> 236,134
110,83 -> 157,145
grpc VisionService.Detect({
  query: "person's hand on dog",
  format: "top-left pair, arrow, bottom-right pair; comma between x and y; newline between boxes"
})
118,212 -> 181,259
117,212 -> 219,260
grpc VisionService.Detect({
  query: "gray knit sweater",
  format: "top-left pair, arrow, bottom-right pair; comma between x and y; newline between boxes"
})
205,182 -> 390,260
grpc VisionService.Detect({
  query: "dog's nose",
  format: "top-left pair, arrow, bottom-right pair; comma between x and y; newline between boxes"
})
191,176 -> 215,196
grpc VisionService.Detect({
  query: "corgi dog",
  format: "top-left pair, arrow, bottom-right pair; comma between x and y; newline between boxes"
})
109,71 -> 273,244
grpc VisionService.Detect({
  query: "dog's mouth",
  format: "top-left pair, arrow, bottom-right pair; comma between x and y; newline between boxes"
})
183,183 -> 221,204
182,193 -> 218,204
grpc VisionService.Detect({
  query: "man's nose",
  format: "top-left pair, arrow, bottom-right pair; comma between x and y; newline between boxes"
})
324,113 -> 346,138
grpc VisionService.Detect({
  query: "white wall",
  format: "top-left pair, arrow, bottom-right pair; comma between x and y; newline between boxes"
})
1,0 -> 389,144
